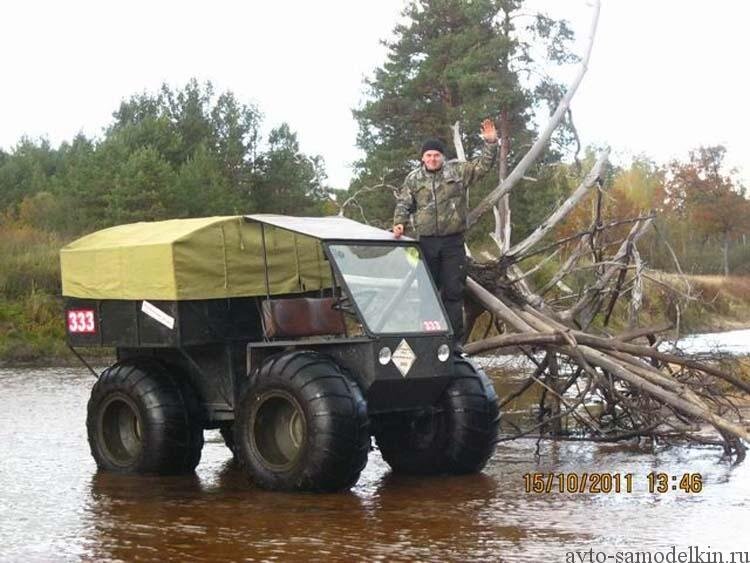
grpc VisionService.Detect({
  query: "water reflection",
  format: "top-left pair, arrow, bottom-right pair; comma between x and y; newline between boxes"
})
1,366 -> 748,562
673,328 -> 750,355
82,455 -> 507,562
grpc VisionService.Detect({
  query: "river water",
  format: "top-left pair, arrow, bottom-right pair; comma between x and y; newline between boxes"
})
675,328 -> 750,356
2,331 -> 749,562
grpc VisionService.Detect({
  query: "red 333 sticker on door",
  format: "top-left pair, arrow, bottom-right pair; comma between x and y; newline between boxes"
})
67,309 -> 96,333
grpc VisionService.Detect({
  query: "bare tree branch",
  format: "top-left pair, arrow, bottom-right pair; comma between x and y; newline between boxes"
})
562,218 -> 653,323
507,150 -> 609,260
450,121 -> 466,162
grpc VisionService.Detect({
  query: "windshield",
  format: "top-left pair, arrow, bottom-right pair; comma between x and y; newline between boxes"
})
327,244 -> 449,334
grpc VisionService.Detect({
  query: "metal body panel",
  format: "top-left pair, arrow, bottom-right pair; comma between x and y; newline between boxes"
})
117,343 -> 243,425
65,296 -> 264,348
92,333 -> 457,426
246,334 -> 454,414
245,214 -> 413,242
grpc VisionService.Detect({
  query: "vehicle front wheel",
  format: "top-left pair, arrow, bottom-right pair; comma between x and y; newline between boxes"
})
376,357 -> 500,475
234,351 -> 370,491
86,361 -> 204,474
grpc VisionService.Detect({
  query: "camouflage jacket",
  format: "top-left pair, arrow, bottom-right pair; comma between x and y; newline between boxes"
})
393,141 -> 498,237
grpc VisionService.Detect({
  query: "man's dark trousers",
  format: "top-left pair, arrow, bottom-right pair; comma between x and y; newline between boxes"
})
418,233 -> 466,340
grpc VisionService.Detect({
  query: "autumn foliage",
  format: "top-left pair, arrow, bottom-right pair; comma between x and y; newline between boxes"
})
551,148 -> 748,275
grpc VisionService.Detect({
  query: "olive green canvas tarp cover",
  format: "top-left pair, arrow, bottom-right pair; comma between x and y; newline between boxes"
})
60,216 -> 333,300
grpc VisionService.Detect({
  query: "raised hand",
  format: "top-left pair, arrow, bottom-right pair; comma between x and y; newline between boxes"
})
480,118 -> 498,143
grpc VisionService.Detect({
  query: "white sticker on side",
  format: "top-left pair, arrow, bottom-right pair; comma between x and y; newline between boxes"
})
141,300 -> 175,330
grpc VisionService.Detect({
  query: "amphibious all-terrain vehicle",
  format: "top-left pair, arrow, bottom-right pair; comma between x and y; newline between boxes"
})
61,215 -> 500,491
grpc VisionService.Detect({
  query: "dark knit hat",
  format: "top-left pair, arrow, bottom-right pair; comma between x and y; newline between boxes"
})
421,138 -> 446,156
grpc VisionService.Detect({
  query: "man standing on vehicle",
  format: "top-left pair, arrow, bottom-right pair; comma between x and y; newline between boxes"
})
392,119 -> 498,344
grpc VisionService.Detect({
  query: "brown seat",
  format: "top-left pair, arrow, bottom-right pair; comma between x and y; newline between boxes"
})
261,297 -> 346,338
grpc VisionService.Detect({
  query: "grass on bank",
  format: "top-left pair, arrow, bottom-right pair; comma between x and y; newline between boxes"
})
643,273 -> 750,333
0,224 -> 74,365
0,224 -> 63,298
466,248 -> 750,340
0,293 -> 68,363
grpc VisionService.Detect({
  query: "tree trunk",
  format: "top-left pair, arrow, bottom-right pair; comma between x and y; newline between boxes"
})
493,110 -> 512,250
493,12 -> 512,251
722,231 -> 730,276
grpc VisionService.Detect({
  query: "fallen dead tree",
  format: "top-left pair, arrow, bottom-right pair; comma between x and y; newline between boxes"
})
453,0 -> 748,461
352,0 -> 748,460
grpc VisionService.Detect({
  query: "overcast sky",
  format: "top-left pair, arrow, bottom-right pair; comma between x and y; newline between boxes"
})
2,0 -> 748,189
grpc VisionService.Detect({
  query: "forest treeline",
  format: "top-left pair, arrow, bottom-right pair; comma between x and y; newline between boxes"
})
0,79 -> 331,233
1,0 -> 749,361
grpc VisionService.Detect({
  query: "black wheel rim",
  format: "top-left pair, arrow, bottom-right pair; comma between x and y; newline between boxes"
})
98,394 -> 142,467
250,390 -> 306,471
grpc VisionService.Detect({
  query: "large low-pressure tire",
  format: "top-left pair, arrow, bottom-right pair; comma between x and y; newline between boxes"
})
376,357 -> 500,475
86,361 -> 204,475
234,350 -> 370,492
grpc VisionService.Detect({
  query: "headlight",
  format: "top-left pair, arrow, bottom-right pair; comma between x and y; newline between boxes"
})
437,344 -> 450,362
378,347 -> 392,365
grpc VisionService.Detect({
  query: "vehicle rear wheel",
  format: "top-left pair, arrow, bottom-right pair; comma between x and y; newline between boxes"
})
376,357 -> 500,475
234,350 -> 370,491
86,361 -> 204,474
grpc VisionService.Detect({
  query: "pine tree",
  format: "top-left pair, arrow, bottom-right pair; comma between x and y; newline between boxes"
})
350,0 -> 578,236
253,124 -> 328,215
